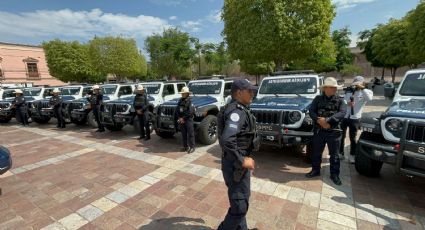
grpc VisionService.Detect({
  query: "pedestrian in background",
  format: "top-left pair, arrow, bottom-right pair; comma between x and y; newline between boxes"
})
90,85 -> 105,132
12,89 -> 29,126
134,85 -> 150,140
49,88 -> 65,128
340,76 -> 373,163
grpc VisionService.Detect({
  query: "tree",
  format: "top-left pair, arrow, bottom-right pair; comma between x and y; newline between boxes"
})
371,19 -> 420,83
357,28 -> 387,79
240,61 -> 275,85
340,64 -> 362,77
222,0 -> 335,70
43,40 -> 103,83
332,27 -> 354,72
145,28 -> 195,79
406,1 -> 425,64
89,36 -> 147,82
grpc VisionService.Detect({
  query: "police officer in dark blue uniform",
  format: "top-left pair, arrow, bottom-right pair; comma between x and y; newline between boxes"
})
175,86 -> 195,154
218,78 -> 259,230
49,88 -> 65,128
306,77 -> 347,185
12,89 -> 29,126
134,85 -> 150,140
91,85 -> 105,132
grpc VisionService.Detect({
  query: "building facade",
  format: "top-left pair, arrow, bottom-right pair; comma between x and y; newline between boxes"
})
0,42 -> 64,86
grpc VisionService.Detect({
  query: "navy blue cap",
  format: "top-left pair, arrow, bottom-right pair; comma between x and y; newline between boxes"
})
231,78 -> 258,94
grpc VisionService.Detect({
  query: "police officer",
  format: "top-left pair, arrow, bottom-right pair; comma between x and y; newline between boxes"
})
340,76 -> 373,163
49,88 -> 65,128
12,89 -> 29,126
90,85 -> 105,132
218,78 -> 259,230
306,77 -> 347,186
134,85 -> 150,140
175,86 -> 195,154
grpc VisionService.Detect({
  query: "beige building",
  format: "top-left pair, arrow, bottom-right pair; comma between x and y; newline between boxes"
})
0,42 -> 64,86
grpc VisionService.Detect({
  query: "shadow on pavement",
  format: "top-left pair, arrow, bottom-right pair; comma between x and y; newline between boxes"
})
138,217 -> 214,230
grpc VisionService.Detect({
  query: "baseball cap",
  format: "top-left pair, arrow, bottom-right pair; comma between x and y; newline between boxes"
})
231,78 -> 258,94
351,76 -> 365,86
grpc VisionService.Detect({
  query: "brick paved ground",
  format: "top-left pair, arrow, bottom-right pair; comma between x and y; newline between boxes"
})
1,97 -> 425,230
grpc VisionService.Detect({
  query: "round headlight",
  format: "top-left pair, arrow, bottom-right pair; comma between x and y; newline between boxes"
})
289,111 -> 302,123
385,119 -> 403,137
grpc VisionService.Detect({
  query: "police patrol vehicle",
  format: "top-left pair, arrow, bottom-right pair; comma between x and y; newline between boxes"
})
155,78 -> 233,145
250,71 -> 324,155
67,84 -> 135,127
29,85 -> 92,124
100,81 -> 186,132
355,69 -> 425,178
0,87 -> 54,123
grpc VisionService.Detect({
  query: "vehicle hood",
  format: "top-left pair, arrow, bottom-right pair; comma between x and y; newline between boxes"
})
61,95 -> 77,101
251,96 -> 313,111
162,96 -> 218,107
105,95 -> 155,104
384,98 -> 425,119
0,96 -> 35,103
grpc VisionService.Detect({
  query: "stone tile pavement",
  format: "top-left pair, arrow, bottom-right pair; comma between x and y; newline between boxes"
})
1,97 -> 425,229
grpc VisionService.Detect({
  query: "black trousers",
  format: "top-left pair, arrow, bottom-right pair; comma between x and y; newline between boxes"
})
93,107 -> 104,131
311,130 -> 341,175
218,157 -> 250,230
54,107 -> 65,128
180,118 -> 195,148
340,118 -> 360,156
137,112 -> 150,138
16,107 -> 28,126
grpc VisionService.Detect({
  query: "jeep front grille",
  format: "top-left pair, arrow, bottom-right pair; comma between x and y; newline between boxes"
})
0,102 -> 10,109
40,101 -> 50,109
115,104 -> 129,113
406,123 -> 425,143
161,106 -> 175,117
252,110 -> 281,125
69,102 -> 84,110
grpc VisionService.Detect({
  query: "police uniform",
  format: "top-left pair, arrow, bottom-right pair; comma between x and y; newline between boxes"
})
90,92 -> 105,132
12,94 -> 28,126
217,79 -> 259,230
134,92 -> 150,140
175,96 -> 195,152
49,95 -> 65,128
307,93 -> 347,184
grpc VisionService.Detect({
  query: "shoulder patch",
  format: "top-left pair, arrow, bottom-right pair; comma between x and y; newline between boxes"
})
230,113 -> 240,122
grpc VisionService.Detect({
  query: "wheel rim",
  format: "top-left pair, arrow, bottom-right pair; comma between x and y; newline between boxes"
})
208,121 -> 217,139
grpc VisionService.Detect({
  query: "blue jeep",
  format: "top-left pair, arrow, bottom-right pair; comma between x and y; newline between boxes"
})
155,78 -> 234,145
356,69 -> 425,177
0,88 -> 37,124
250,71 -> 324,156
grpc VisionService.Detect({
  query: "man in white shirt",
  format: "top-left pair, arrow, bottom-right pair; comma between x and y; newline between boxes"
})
340,76 -> 373,163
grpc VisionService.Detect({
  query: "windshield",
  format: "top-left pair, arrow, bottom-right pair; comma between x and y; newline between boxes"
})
43,88 -> 55,98
141,84 -> 161,94
259,77 -> 318,95
24,88 -> 42,97
399,73 -> 425,96
2,90 -> 15,98
188,81 -> 222,95
61,87 -> 81,96
102,85 -> 118,95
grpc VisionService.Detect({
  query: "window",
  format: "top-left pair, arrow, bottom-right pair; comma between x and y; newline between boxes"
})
27,63 -> 40,78
119,86 -> 133,96
82,87 -> 92,96
43,88 -> 55,98
177,83 -> 186,93
224,82 -> 233,98
163,84 -> 175,96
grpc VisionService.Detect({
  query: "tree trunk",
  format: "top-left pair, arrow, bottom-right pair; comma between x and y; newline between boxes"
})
275,60 -> 284,72
391,67 -> 397,83
381,68 -> 385,81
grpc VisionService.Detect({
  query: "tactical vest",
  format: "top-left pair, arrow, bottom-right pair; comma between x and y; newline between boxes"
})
134,94 -> 147,108
218,102 -> 260,152
49,96 -> 61,107
177,98 -> 192,118
317,95 -> 340,118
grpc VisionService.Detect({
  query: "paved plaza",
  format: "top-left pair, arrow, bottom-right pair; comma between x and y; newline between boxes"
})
1,97 -> 425,230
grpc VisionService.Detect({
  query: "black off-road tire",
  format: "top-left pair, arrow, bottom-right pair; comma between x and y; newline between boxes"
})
105,124 -> 123,132
33,117 -> 51,124
354,132 -> 384,177
198,115 -> 218,145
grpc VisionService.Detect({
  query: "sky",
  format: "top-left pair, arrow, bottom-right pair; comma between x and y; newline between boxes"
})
0,0 -> 421,54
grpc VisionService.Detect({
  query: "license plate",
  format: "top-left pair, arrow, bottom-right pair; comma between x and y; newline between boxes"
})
169,124 -> 175,128
256,124 -> 279,132
161,117 -> 172,122
362,127 -> 373,132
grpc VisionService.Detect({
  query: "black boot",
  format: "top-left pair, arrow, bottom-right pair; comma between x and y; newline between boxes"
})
305,170 -> 321,178
330,174 -> 342,185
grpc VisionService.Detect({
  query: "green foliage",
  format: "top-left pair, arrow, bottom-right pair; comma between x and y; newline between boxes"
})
406,1 -> 425,63
43,40 -> 104,83
222,0 -> 335,69
332,27 -> 354,71
88,36 -> 147,81
357,28 -> 385,68
145,28 -> 195,79
340,64 -> 362,76
240,61 -> 275,76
